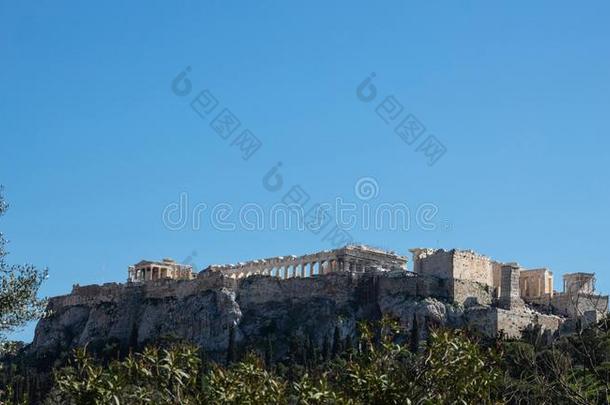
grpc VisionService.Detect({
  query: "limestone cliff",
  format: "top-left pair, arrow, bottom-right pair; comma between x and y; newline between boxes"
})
28,271 -> 559,363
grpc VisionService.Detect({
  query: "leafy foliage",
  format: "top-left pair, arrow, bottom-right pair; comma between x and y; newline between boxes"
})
0,187 -> 47,350
51,344 -> 202,404
45,317 -> 506,404
203,354 -> 287,404
38,315 -> 610,405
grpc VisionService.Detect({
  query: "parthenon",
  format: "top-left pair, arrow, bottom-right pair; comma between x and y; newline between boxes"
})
204,245 -> 407,279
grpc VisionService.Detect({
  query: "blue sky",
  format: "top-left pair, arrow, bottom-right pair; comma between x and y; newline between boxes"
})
1,1 -> 609,341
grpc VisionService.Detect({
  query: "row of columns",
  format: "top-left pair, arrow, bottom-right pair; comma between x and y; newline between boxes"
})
522,277 -> 545,297
129,266 -> 172,282
563,275 -> 595,294
225,257 -> 368,280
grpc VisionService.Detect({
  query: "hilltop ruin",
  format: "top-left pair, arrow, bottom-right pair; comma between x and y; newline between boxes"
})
29,245 -> 608,363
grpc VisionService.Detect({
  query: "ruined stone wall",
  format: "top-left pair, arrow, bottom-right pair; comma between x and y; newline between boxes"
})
413,249 -> 454,280
50,283 -> 133,308
551,293 -> 609,318
452,250 -> 494,287
51,274 -> 234,309
491,262 -> 502,298
464,307 -> 497,337
453,279 -> 493,307
496,309 -> 562,339
413,249 -> 495,289
498,264 -> 523,310
415,274 -> 450,300
377,273 -> 418,297
466,307 -> 562,339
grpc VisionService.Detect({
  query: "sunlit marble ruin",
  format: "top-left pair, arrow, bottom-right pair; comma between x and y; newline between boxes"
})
33,244 -> 608,361
128,258 -> 194,282
127,245 -> 607,326
127,246 -> 407,282
205,245 -> 407,279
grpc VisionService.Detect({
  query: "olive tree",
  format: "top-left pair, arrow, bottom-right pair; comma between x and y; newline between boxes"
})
0,186 -> 47,352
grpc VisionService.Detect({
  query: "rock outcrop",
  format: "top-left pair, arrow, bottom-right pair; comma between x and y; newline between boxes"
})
29,271 -> 561,363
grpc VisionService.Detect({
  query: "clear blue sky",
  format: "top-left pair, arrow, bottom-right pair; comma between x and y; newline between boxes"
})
2,1 -> 609,342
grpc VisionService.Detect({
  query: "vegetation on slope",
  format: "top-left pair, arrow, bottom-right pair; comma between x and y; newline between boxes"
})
2,315 -> 610,404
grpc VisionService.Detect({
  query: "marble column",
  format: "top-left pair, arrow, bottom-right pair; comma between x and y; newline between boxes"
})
344,260 -> 351,272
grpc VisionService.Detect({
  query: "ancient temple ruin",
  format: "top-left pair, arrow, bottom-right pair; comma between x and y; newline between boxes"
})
410,247 -> 608,323
127,245 -> 608,324
203,245 -> 407,279
128,246 -> 406,283
128,258 -> 194,282
563,272 -> 596,295
520,268 -> 554,298
33,243 -> 608,364
124,245 -> 607,335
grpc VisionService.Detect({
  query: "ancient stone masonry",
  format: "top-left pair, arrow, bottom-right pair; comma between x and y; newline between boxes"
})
409,248 -> 500,288
564,272 -> 595,295
28,244 -> 609,364
520,268 -> 554,299
202,245 -> 407,280
409,247 -> 607,327
122,246 -> 608,329
409,248 -> 502,305
498,263 -> 524,310
524,272 -> 608,322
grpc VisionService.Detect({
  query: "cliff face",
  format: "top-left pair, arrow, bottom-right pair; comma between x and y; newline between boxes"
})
29,271 -> 503,362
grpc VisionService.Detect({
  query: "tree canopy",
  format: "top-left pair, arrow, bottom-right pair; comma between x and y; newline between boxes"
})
0,187 -> 47,353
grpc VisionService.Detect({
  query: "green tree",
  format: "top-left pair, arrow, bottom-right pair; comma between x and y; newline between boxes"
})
415,328 -> 502,403
46,320 -> 515,404
203,353 -> 287,404
331,326 -> 341,358
0,187 -> 47,353
409,313 -> 419,353
321,335 -> 330,362
52,344 -> 203,405
264,336 -> 273,367
226,325 -> 236,364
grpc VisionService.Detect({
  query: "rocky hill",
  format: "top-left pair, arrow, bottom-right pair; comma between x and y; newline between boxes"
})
28,270 -> 560,364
